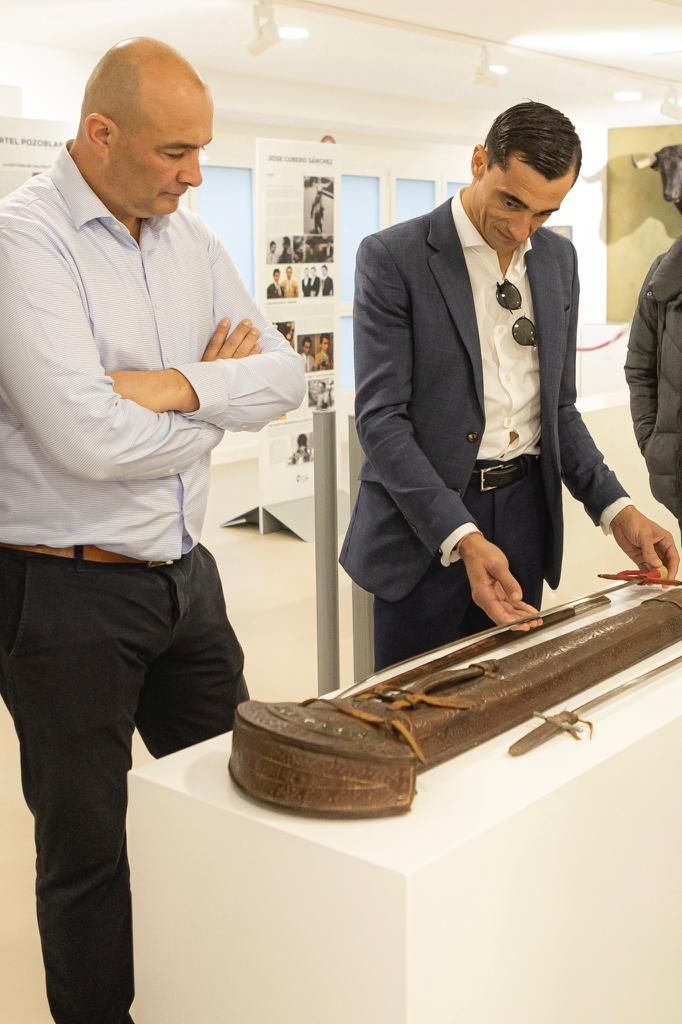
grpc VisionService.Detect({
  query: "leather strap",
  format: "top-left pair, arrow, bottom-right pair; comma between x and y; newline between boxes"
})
0,542 -> 171,567
470,456 -> 532,492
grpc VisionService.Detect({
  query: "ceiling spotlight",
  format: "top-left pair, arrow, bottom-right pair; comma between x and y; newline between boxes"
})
614,90 -> 643,102
660,86 -> 682,119
278,25 -> 309,41
474,47 -> 508,87
245,3 -> 280,56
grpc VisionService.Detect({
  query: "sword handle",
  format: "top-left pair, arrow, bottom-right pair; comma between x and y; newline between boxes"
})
508,710 -> 582,757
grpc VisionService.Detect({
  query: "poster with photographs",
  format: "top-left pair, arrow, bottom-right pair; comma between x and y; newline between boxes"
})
258,139 -> 337,313
256,139 -> 338,519
258,138 -> 338,420
258,418 -> 315,505
0,116 -> 71,200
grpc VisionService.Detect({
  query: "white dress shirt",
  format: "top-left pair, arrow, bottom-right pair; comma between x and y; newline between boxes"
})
441,191 -> 629,565
0,146 -> 305,561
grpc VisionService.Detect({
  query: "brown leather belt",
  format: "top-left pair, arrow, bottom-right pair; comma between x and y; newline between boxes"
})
0,542 -> 174,568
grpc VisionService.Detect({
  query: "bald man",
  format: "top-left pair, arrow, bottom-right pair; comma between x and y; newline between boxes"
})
0,38 -> 304,1024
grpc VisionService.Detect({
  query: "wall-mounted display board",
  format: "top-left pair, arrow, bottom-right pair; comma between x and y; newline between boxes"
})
0,116 -> 70,197
607,125 -> 682,323
223,139 -> 340,541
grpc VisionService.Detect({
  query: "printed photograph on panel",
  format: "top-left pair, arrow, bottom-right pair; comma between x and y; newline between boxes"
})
319,263 -> 334,297
280,264 -> 300,299
307,375 -> 334,410
266,236 -> 297,264
607,125 -> 682,322
266,267 -> 284,299
303,177 -> 334,234
297,334 -> 316,373
313,332 -> 333,371
275,321 -> 296,348
287,430 -> 314,465
308,235 -> 334,262
300,266 -> 320,298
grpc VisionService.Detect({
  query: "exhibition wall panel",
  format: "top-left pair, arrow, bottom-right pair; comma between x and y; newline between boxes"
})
340,174 -> 380,303
197,165 -> 254,295
395,176 -> 437,223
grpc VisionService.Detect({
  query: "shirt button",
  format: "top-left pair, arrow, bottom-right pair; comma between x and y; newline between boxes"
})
505,374 -> 511,382
168,467 -> 177,475
504,418 -> 512,428
466,432 -> 479,442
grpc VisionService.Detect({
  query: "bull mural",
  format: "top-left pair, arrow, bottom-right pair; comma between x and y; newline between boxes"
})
632,145 -> 682,212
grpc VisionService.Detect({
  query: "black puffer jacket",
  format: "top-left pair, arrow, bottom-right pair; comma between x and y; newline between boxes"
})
625,237 -> 682,519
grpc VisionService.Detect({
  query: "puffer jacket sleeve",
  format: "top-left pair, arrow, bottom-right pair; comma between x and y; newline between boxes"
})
625,255 -> 664,453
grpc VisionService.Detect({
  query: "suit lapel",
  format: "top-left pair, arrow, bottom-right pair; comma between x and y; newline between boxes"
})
427,201 -> 484,413
525,233 -> 565,408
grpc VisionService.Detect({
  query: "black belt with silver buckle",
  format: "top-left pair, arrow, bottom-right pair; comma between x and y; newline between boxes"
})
470,456 -> 534,493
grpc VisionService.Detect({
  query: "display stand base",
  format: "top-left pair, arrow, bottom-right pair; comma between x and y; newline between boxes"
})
222,492 -> 349,543
220,507 -> 259,528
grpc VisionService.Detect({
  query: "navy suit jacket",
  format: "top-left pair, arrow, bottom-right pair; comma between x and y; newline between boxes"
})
340,199 -> 627,602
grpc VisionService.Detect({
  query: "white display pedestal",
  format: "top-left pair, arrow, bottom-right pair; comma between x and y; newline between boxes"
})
128,591 -> 682,1024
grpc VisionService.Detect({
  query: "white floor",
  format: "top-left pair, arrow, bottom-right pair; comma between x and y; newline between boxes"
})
0,460 -> 353,1023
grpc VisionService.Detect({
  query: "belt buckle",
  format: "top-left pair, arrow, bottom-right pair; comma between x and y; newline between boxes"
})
145,559 -> 174,568
479,468 -> 498,492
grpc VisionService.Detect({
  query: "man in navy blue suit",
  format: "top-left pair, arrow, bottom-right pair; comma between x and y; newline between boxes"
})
341,101 -> 678,671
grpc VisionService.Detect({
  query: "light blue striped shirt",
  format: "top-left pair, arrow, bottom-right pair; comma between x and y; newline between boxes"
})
0,147 -> 305,560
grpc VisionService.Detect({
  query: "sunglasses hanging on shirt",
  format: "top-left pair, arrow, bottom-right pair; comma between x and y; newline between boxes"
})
496,280 -> 537,347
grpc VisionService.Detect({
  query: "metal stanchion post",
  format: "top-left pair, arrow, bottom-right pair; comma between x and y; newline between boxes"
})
313,410 -> 340,695
347,415 -> 375,683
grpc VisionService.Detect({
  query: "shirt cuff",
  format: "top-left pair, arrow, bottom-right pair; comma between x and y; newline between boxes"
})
440,523 -> 480,566
170,362 -> 229,423
600,498 -> 633,536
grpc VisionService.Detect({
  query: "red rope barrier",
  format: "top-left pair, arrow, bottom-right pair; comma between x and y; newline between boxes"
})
577,327 -> 628,353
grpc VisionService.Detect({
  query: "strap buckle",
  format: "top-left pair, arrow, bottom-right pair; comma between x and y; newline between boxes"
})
479,467 -> 498,492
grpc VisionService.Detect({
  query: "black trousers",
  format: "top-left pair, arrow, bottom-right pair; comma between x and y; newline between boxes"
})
373,458 -> 549,671
0,544 -> 248,1024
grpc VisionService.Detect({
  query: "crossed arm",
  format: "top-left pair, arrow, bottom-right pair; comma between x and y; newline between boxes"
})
108,317 -> 262,413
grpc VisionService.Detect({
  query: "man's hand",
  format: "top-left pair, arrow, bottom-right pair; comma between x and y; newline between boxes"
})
458,532 -> 542,630
202,318 -> 261,362
610,504 -> 679,579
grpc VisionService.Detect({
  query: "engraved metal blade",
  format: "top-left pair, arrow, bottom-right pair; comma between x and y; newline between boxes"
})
508,651 -> 682,756
335,579 -> 637,700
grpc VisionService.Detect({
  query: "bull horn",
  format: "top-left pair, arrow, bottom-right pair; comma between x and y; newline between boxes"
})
631,153 -> 658,169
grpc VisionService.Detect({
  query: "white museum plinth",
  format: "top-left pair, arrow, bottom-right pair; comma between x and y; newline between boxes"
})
128,589 -> 682,1024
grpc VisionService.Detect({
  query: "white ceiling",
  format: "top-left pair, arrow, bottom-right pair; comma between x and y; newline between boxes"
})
2,0 -> 682,126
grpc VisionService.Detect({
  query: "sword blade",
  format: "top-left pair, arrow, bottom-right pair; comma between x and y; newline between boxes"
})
336,579 -> 637,700
508,650 -> 682,757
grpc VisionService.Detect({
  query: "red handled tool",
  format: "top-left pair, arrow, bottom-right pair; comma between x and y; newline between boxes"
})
597,568 -> 681,586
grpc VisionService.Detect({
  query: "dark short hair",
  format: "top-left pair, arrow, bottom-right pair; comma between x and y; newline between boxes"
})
484,101 -> 582,181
